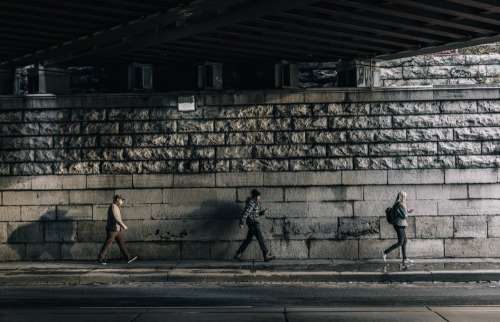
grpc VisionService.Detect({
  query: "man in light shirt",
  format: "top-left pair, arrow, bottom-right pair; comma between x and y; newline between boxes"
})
97,194 -> 138,265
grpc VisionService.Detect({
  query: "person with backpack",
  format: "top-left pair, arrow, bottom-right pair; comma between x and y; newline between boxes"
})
383,191 -> 414,266
234,189 -> 275,262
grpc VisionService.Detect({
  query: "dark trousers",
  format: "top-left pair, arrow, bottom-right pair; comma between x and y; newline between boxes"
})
384,226 -> 407,259
236,222 -> 269,257
98,230 -> 131,260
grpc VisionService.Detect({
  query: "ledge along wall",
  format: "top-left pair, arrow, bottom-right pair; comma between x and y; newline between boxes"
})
1,87 -> 500,261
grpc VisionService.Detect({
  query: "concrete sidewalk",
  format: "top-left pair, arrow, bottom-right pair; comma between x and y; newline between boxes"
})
2,258 -> 500,285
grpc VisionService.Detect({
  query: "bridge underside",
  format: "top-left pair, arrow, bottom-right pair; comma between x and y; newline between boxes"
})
2,0 -> 500,67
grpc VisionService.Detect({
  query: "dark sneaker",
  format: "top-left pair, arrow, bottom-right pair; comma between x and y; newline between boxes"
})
127,256 -> 138,264
97,259 -> 107,265
233,254 -> 243,262
264,255 -> 275,262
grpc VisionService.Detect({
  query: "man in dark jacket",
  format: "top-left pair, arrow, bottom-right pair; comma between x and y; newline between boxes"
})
234,189 -> 275,262
97,194 -> 138,265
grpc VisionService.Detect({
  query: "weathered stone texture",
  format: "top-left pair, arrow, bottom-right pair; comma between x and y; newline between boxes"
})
2,92 -> 500,260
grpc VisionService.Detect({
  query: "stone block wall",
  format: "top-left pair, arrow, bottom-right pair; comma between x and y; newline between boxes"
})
378,43 -> 500,87
1,88 -> 500,261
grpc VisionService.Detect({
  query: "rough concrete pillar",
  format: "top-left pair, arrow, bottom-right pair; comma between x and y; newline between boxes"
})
337,59 -> 380,88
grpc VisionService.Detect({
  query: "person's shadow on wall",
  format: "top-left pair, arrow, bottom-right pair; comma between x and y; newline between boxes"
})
153,200 -> 251,260
7,209 -> 76,261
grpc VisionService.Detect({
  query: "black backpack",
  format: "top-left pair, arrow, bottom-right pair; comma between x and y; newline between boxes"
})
385,206 -> 397,224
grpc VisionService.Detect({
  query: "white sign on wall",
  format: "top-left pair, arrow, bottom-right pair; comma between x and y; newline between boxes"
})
177,95 -> 196,112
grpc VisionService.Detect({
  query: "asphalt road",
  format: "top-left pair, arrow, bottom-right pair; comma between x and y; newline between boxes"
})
2,283 -> 500,321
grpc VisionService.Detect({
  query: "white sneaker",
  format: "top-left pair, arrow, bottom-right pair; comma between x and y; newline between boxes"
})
382,251 -> 387,263
403,258 -> 414,265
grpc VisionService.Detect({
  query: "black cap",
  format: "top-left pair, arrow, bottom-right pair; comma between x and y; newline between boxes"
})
251,189 -> 261,197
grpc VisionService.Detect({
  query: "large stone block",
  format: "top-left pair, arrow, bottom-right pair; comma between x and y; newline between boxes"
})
61,176 -> 87,189
69,190 -> 115,205
307,202 -> 353,218
216,172 -> 263,187
369,142 -> 437,156
406,239 -> 444,258
114,189 -> 163,204
342,170 -> 387,185
454,216 -> 487,238
332,116 -> 391,129
180,241 -> 211,260
217,146 -> 253,159
20,206 -> 56,221
488,216 -> 500,237
173,174 -> 215,187
45,221 -> 77,242
388,170 -> 444,185
438,142 -> 481,155
363,185 -> 416,200
0,206 -> 21,221
135,134 -> 189,147
264,202 -> 309,218
263,171 -> 341,186
270,240 -> 308,259
445,169 -> 497,184
7,222 -> 44,243
132,174 -> 173,188
0,244 -> 25,261
444,238 -> 500,257
438,200 -> 500,216
0,223 -> 6,243
348,129 -> 406,143
3,191 -> 69,205
469,184 -> 500,199
272,218 -> 338,240
416,185 -> 467,200
329,144 -> 368,157
415,217 -> 453,238
229,159 -> 287,172
440,100 -> 477,113
453,127 -> 500,140
293,117 -> 328,130
31,176 -> 64,190
406,129 -> 453,142
306,131 -> 347,144
165,188 -> 236,204
87,175 -> 132,189
0,176 -> 31,190
275,132 -> 306,144
309,240 -> 358,259
26,243 -> 61,260
77,221 -> 107,242
354,156 -> 418,170
285,186 -> 362,202
339,217 -> 379,239
227,132 -> 274,145
57,206 -> 92,221
11,162 -> 54,176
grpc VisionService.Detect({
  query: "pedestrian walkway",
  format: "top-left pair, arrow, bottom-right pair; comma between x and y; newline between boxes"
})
2,258 -> 500,285
3,306 -> 500,322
